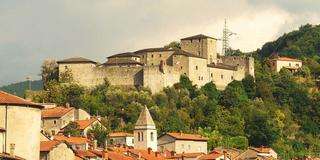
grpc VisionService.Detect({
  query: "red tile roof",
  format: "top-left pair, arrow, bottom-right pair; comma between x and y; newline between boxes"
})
275,56 -> 302,62
199,151 -> 223,160
90,150 -> 134,160
251,147 -> 273,153
40,140 -> 62,152
75,118 -> 99,130
41,106 -> 74,118
127,148 -> 166,160
165,132 -> 208,141
109,132 -> 133,138
0,91 -> 43,108
75,150 -> 97,158
170,152 -> 205,159
54,135 -> 90,145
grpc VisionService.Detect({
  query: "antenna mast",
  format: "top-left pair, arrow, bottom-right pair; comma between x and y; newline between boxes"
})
222,19 -> 236,55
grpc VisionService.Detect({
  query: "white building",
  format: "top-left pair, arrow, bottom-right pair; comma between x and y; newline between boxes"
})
0,91 -> 43,160
134,106 -> 157,151
269,56 -> 302,72
109,132 -> 134,147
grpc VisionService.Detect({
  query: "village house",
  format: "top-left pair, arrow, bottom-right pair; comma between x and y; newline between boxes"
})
72,118 -> 104,137
198,150 -> 230,160
235,147 -> 277,160
53,135 -> 90,150
109,132 -> 134,147
158,132 -> 208,154
269,56 -> 302,72
168,152 -> 205,160
40,140 -> 75,160
0,91 -> 43,160
57,34 -> 254,93
41,105 -> 91,136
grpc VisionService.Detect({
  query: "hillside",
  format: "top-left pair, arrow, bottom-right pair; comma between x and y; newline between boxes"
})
259,24 -> 320,58
0,80 -> 43,97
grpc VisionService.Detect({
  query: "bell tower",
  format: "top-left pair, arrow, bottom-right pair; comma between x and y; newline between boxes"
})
134,106 -> 157,151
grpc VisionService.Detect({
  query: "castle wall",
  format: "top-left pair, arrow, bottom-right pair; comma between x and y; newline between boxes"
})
94,66 -> 144,87
143,51 -> 174,66
188,57 -> 209,87
143,65 -> 181,93
220,56 -> 255,77
172,54 -> 190,75
181,38 -> 217,64
208,67 -> 246,90
58,63 -> 97,87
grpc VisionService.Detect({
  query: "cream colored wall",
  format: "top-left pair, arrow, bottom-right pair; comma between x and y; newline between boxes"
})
0,132 -> 4,153
175,140 -> 207,154
134,126 -> 157,151
275,60 -> 302,72
181,38 -> 217,64
172,55 -> 189,76
42,110 -> 74,136
0,105 -> 41,160
82,120 -> 102,136
208,67 -> 245,90
58,63 -> 97,87
75,109 -> 91,121
47,143 -> 75,160
188,57 -> 209,87
144,51 -> 174,66
157,135 -> 175,152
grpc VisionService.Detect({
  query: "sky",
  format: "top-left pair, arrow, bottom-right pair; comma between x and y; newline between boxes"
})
0,0 -> 320,86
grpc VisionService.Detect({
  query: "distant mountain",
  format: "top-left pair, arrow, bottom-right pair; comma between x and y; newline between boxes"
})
0,80 -> 43,97
259,24 -> 320,58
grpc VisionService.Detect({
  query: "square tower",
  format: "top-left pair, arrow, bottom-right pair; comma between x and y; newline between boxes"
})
180,34 -> 217,64
134,106 -> 157,151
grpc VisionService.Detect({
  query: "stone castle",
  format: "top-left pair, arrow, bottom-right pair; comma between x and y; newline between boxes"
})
57,34 -> 254,93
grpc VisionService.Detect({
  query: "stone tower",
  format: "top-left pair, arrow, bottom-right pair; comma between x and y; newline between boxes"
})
134,106 -> 157,151
180,34 -> 218,64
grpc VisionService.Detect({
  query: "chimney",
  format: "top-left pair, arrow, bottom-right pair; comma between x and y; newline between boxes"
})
9,143 -> 15,157
66,103 -> 70,108
155,151 -> 159,157
93,140 -> 98,150
223,150 -> 227,160
148,147 -> 152,154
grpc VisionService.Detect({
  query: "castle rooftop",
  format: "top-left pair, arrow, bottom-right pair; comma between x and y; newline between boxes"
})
103,59 -> 143,66
181,34 -> 217,40
207,63 -> 237,71
57,57 -> 97,64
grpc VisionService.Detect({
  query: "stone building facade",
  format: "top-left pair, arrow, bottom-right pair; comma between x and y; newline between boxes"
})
0,91 -> 43,160
57,34 -> 254,93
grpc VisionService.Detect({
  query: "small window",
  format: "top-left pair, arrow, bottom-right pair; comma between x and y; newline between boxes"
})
51,130 -> 55,135
180,66 -> 183,69
231,76 -> 234,80
141,132 -> 144,141
138,132 -> 141,141
289,63 -> 291,67
53,120 -> 57,125
201,77 -> 203,80
64,66 -> 68,69
199,76 -> 201,80
182,144 -> 185,150
296,64 -> 299,67
211,73 -> 213,77
221,75 -> 224,79
198,51 -> 201,55
188,145 -> 191,150
151,54 -> 154,58
159,54 -> 162,57
132,139 -> 134,144
151,132 -> 154,141
196,66 -> 198,70
151,63 -> 154,66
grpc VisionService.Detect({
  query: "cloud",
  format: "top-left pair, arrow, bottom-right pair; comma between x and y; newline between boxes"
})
0,0 -> 319,85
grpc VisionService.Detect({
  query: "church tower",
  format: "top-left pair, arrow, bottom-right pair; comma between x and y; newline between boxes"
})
134,106 -> 157,151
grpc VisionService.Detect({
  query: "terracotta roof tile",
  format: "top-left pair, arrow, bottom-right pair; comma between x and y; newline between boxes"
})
75,118 -> 99,130
109,132 -> 134,138
274,56 -> 302,62
41,106 -> 74,118
199,151 -> 223,160
108,52 -> 141,58
53,135 -> 89,145
103,59 -> 144,66
40,140 -> 62,152
127,148 -> 166,160
170,152 -> 205,159
75,150 -> 97,158
0,91 -> 43,108
166,132 -> 208,141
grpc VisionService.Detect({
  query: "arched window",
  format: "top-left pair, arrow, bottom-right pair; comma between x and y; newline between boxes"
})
151,132 -> 154,141
138,132 -> 141,141
141,132 -> 144,141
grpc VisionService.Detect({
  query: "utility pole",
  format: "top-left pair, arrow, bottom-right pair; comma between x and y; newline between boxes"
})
222,19 -> 237,56
26,76 -> 32,90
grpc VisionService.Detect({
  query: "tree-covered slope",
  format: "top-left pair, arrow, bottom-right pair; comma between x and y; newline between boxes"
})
0,80 -> 43,97
259,24 -> 320,58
